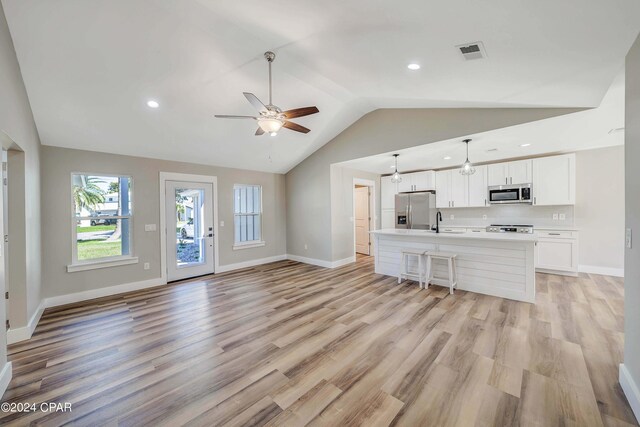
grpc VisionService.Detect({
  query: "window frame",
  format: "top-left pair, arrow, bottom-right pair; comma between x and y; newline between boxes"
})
233,184 -> 265,250
68,172 -> 137,271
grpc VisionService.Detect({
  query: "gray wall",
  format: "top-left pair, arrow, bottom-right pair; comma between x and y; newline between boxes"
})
624,34 -> 640,405
41,146 -> 286,298
575,146 -> 625,271
286,107 -> 584,262
0,3 -> 42,337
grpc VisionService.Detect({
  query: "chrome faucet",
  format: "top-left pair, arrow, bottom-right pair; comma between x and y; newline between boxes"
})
436,211 -> 442,233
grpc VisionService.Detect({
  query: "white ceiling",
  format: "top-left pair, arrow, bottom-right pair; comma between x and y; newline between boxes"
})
339,70 -> 626,174
2,0 -> 639,173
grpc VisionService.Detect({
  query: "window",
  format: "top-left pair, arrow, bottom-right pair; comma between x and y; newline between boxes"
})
70,174 -> 135,269
234,184 -> 264,249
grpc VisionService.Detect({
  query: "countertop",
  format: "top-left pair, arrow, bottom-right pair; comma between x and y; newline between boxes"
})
431,224 -> 579,231
370,228 -> 538,242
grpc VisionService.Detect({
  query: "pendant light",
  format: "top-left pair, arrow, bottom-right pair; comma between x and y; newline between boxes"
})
391,154 -> 402,183
459,139 -> 476,175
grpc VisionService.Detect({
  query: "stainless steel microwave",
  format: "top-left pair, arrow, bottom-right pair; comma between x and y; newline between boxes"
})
488,183 -> 533,204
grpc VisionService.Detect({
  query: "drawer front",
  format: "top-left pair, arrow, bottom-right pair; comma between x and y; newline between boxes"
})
535,230 -> 575,239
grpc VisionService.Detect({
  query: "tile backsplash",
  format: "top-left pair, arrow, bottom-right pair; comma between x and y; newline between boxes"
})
437,205 -> 574,227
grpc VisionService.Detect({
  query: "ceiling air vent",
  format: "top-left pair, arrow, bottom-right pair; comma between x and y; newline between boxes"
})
456,42 -> 487,61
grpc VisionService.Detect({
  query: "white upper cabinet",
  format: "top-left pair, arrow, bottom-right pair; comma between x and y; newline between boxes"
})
488,160 -> 532,185
508,159 -> 532,185
436,170 -> 468,208
487,162 -> 509,186
411,171 -> 435,191
532,153 -> 575,206
450,170 -> 469,208
396,171 -> 435,193
435,170 -> 451,208
396,175 -> 413,193
380,176 -> 398,210
468,165 -> 488,207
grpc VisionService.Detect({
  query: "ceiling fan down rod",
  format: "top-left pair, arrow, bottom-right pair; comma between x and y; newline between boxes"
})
265,51 -> 275,106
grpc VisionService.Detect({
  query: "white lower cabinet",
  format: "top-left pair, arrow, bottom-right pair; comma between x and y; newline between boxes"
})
534,229 -> 578,275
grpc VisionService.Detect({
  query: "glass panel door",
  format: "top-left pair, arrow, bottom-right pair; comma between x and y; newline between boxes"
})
166,181 -> 214,281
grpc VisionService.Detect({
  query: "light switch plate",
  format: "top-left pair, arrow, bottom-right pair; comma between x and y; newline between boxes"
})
144,262 -> 150,270
144,224 -> 157,232
482,215 -> 487,220
626,228 -> 632,249
553,213 -> 559,220
220,221 -> 224,227
559,213 -> 566,221
450,214 -> 454,220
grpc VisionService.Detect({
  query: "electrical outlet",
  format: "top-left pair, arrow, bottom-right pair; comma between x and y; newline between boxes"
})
304,243 -> 308,250
553,213 -> 559,220
559,213 -> 566,221
144,224 -> 157,232
220,221 -> 224,227
626,228 -> 632,249
482,214 -> 487,220
449,214 -> 454,220
349,216 -> 354,222
144,262 -> 150,270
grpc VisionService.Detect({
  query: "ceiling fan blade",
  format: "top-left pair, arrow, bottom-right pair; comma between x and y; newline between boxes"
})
255,127 -> 265,136
243,92 -> 267,112
214,115 -> 257,119
283,121 -> 311,134
282,106 -> 319,119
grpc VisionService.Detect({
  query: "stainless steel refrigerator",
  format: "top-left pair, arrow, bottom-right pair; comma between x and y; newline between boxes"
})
395,192 -> 436,230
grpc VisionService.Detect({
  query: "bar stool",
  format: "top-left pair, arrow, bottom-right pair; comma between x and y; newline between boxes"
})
425,252 -> 458,294
398,248 -> 425,288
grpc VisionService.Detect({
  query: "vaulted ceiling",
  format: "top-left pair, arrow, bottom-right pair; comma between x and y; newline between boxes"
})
2,0 -> 639,173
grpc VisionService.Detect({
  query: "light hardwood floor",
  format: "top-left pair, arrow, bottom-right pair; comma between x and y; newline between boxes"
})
1,256 -> 637,426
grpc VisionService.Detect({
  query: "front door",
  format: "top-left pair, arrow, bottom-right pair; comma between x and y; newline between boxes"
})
355,186 -> 371,255
166,181 -> 214,281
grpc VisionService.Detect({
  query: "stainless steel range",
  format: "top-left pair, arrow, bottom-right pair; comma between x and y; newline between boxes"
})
486,224 -> 534,234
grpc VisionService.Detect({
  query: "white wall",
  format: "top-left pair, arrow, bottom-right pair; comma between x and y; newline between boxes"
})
622,33 -> 640,422
40,145 -> 287,299
575,146 -> 625,273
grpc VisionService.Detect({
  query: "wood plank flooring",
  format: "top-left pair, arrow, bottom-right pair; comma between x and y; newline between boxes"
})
2,255 -> 637,426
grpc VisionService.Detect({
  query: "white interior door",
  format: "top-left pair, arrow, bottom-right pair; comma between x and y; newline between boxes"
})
166,181 -> 214,281
355,186 -> 370,255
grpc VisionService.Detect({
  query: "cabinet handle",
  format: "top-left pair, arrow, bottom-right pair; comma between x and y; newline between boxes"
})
484,198 -> 487,206
505,177 -> 508,185
549,233 -> 561,236
534,196 -> 536,205
452,201 -> 454,207
510,177 -> 513,184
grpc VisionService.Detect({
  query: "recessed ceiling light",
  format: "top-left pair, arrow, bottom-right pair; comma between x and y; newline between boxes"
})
407,63 -> 421,70
147,100 -> 159,108
520,143 -> 531,147
443,156 -> 452,160
270,132 -> 277,137
486,148 -> 498,152
390,165 -> 396,169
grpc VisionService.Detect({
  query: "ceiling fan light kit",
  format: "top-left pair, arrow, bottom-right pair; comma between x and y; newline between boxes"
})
215,51 -> 319,136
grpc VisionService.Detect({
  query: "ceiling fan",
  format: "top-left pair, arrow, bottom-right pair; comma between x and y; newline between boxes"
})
215,51 -> 319,136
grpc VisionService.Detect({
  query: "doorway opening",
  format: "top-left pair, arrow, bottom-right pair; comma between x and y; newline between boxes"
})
353,178 -> 376,256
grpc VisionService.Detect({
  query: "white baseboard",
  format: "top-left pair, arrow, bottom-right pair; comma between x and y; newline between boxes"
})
536,268 -> 578,277
286,254 -> 356,269
216,255 -> 287,273
7,301 -> 45,345
620,363 -> 640,423
579,264 -> 624,277
44,277 -> 166,309
0,362 -> 12,400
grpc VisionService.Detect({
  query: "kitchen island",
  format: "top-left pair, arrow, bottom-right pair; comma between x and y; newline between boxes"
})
370,229 -> 537,303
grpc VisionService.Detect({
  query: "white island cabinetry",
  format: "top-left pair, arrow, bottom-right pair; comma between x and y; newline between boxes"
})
371,229 -> 536,303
